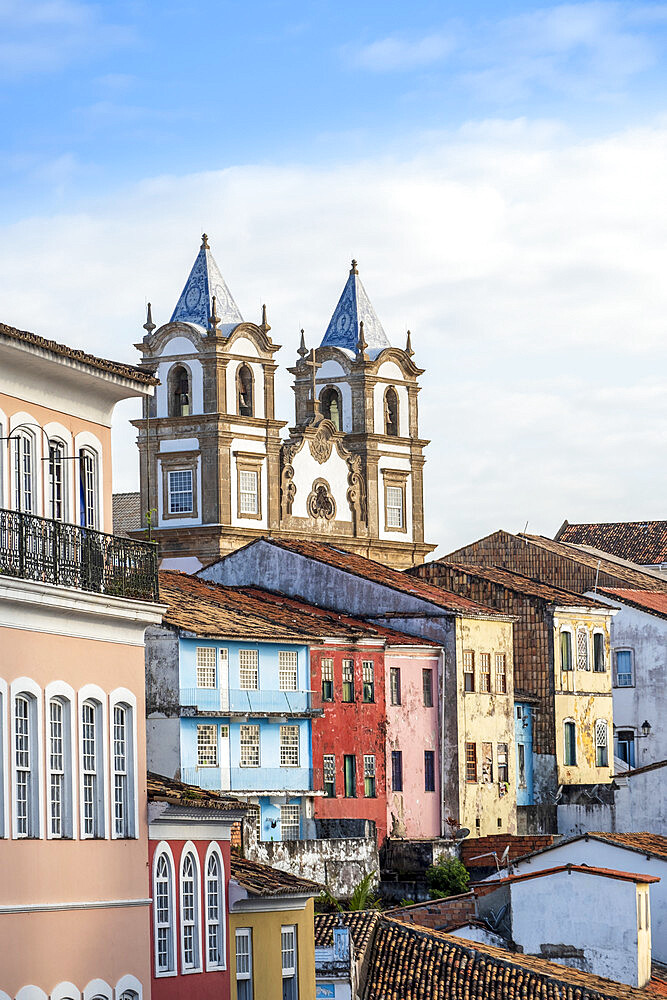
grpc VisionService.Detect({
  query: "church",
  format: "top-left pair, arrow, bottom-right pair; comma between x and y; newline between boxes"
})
123,235 -> 434,570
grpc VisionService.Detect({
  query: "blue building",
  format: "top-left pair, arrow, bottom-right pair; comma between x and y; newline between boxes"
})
515,702 -> 534,807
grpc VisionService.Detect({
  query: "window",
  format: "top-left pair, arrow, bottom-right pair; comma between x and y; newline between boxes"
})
48,697 -> 72,838
154,847 -> 176,974
240,725 -> 260,767
424,750 -> 435,792
196,647 -> 217,688
422,668 -> 433,707
81,699 -> 104,837
517,744 -> 526,788
495,654 -> 507,694
244,804 -> 260,841
14,432 -> 34,513
616,729 -> 636,768
279,651 -> 298,691
205,847 -> 225,969
15,693 -> 38,837
497,743 -> 508,784
595,720 -> 609,767
281,804 -> 300,841
384,386 -> 399,436
321,386 -> 342,430
239,649 -> 259,690
236,928 -> 253,1000
238,469 -> 259,516
344,754 -> 356,797
180,849 -> 201,971
168,469 -> 193,515
577,628 -> 590,670
321,658 -> 334,701
281,926 -> 298,1000
593,632 -> 605,672
463,650 -> 475,692
342,659 -> 354,702
113,703 -> 134,838
391,750 -> 403,792
465,742 -> 477,782
614,649 -> 634,687
79,448 -> 98,528
385,485 -> 404,529
197,725 -> 218,766
280,726 -> 300,767
364,755 -> 376,797
48,440 -> 66,521
481,742 -> 493,782
237,364 -> 254,416
389,666 -> 401,705
564,721 -> 577,766
362,661 -> 375,703
323,754 -> 336,797
560,630 -> 573,671
169,364 -> 191,417
480,653 -> 491,692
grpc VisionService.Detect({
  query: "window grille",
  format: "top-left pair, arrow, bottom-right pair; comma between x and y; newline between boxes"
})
15,695 -> 32,837
364,754 -> 376,797
280,804 -> 300,841
321,658 -> 334,701
14,434 -> 33,513
196,647 -> 217,688
615,650 -> 633,687
206,851 -> 224,967
424,750 -> 435,792
463,650 -> 475,691
564,721 -> 577,766
155,852 -> 174,973
386,485 -> 404,528
497,743 -> 509,784
279,651 -> 298,691
82,700 -> 99,837
577,628 -> 590,670
389,666 -> 401,705
593,632 -> 606,672
342,659 -> 354,702
391,750 -> 403,792
495,654 -> 507,693
168,469 -> 193,514
480,653 -> 491,692
280,726 -> 300,767
560,631 -> 573,671
281,925 -> 298,1000
239,470 -> 258,515
245,804 -> 261,840
181,852 -> 199,970
49,699 -> 64,837
113,705 -> 129,837
197,724 -> 218,767
48,441 -> 65,521
362,661 -> 374,702
239,649 -> 259,690
240,725 -> 260,767
465,742 -> 477,782
236,928 -> 253,1000
323,754 -> 336,797
79,449 -> 97,528
422,668 -> 433,707
481,742 -> 493,782
595,720 -> 608,767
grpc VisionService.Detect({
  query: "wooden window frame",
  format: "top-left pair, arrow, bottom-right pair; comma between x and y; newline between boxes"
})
465,742 -> 477,783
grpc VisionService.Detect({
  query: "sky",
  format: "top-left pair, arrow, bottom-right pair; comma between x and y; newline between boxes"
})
1,0 -> 667,554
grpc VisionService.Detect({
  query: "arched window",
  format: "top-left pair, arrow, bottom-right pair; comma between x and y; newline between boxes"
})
205,844 -> 226,969
48,695 -> 73,838
169,365 -> 191,417
237,364 -> 254,417
384,387 -> 399,436
48,439 -> 66,521
13,431 -> 35,513
14,692 -> 39,837
154,846 -> 176,974
320,386 -> 342,430
80,699 -> 104,837
181,848 -> 202,971
112,700 -> 135,838
79,448 -> 98,529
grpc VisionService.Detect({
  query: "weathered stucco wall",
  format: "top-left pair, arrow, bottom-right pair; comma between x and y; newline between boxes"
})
244,836 -> 379,899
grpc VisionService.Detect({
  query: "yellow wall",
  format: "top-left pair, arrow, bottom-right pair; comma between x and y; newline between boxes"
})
230,898 -> 315,1000
553,611 -> 614,785
455,617 -> 517,837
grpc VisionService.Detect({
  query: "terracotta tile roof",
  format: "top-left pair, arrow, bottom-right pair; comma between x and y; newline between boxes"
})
158,571 -> 439,645
472,863 -> 659,887
461,834 -> 555,869
363,915 -> 661,1000
0,320 -> 158,385
112,492 -> 142,537
586,832 -> 667,861
556,521 -> 667,566
230,855 -> 321,897
597,589 -> 667,621
314,910 -> 380,952
520,533 -> 667,591
253,537 -> 506,617
147,770 -> 246,812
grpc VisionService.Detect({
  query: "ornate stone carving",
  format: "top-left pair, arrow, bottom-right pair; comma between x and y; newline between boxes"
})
347,454 -> 367,526
308,425 -> 333,464
280,461 -> 297,517
307,479 -> 336,521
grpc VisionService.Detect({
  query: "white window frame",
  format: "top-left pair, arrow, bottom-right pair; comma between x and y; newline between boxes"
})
45,681 -> 76,840
197,724 -> 219,767
236,927 -> 253,999
82,980 -> 112,1000
204,842 -> 226,971
12,429 -> 36,514
10,678 -> 44,840
109,688 -> 137,839
0,678 -> 8,839
50,983 -> 81,1000
47,438 -> 67,522
78,447 -> 99,529
180,843 -> 202,973
280,804 -> 300,842
385,484 -> 404,529
614,648 -> 635,688
153,841 -> 177,977
239,649 -> 259,690
168,468 -> 194,515
240,724 -> 260,767
239,468 -> 259,516
77,684 -> 108,840
196,647 -> 217,688
281,924 -> 298,999
279,650 -> 298,691
323,754 -> 336,797
114,975 -> 143,1000
280,725 -> 300,767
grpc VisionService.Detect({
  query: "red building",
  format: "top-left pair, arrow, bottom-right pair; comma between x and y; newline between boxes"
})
147,772 -> 246,999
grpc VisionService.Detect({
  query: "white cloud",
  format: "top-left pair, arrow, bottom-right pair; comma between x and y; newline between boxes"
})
0,117 -> 666,554
350,33 -> 454,72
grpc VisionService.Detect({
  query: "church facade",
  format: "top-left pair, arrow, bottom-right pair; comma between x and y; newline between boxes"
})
130,236 -> 433,570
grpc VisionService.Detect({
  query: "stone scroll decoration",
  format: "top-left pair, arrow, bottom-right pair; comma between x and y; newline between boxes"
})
280,440 -> 299,517
346,454 -> 367,529
308,423 -> 334,464
307,479 -> 337,521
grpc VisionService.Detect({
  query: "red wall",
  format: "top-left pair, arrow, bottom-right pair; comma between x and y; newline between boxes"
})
149,837 -> 231,1000
311,646 -> 388,844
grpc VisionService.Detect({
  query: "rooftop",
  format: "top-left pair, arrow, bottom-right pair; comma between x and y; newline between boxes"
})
503,829 -> 667,869
230,855 -> 321,898
520,533 -> 667,591
461,834 -> 555,870
472,863 -> 659,888
555,521 -> 667,566
321,260 -> 390,354
314,910 -> 381,952
147,770 -> 246,812
170,234 -> 243,332
596,588 -> 667,621
112,491 -> 142,538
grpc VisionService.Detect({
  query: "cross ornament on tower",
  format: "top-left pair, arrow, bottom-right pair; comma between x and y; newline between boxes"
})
303,344 -> 322,416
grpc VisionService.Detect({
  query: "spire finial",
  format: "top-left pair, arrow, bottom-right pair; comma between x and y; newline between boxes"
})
350,258 -> 358,275
208,295 -> 221,334
143,302 -> 156,335
356,319 -> 368,361
297,329 -> 308,360
201,232 -> 210,250
261,303 -> 271,332
406,329 -> 414,357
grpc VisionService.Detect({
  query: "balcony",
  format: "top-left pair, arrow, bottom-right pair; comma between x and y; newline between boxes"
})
179,687 -> 322,716
181,765 -> 320,793
0,507 -> 158,602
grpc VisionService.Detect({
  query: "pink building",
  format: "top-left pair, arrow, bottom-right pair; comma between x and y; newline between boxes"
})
0,322 -> 163,998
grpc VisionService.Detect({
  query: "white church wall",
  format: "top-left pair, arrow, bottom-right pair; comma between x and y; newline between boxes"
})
377,361 -> 404,381
229,336 -> 260,357
377,457 -> 412,542
156,357 -> 204,417
157,335 -> 199,357
317,381 -> 353,433
290,446 -> 352,523
373,381 -> 409,436
318,359 -> 345,378
225,359 -> 265,419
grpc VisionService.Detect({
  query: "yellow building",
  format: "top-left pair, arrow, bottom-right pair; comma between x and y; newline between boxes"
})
229,855 -> 320,1000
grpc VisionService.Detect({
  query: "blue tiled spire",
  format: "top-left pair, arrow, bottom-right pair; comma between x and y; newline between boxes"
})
171,234 -> 243,330
321,260 -> 391,352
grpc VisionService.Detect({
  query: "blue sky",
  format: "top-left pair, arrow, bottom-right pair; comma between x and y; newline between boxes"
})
2,1 -> 667,551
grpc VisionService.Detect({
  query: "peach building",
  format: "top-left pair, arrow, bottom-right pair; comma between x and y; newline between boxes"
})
0,322 -> 164,999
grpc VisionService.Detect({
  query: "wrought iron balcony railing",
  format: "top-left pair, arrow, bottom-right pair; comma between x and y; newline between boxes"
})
181,765 -> 321,793
0,507 -> 159,602
180,687 -> 322,715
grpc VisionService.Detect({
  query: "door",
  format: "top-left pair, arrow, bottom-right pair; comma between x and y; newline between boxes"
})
219,724 -> 230,791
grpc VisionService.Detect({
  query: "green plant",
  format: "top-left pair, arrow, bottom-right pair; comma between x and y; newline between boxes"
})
426,856 -> 470,900
347,870 -> 380,911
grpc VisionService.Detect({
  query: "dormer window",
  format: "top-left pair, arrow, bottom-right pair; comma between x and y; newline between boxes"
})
169,365 -> 191,417
237,365 -> 254,417
321,386 -> 342,430
384,387 -> 399,436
